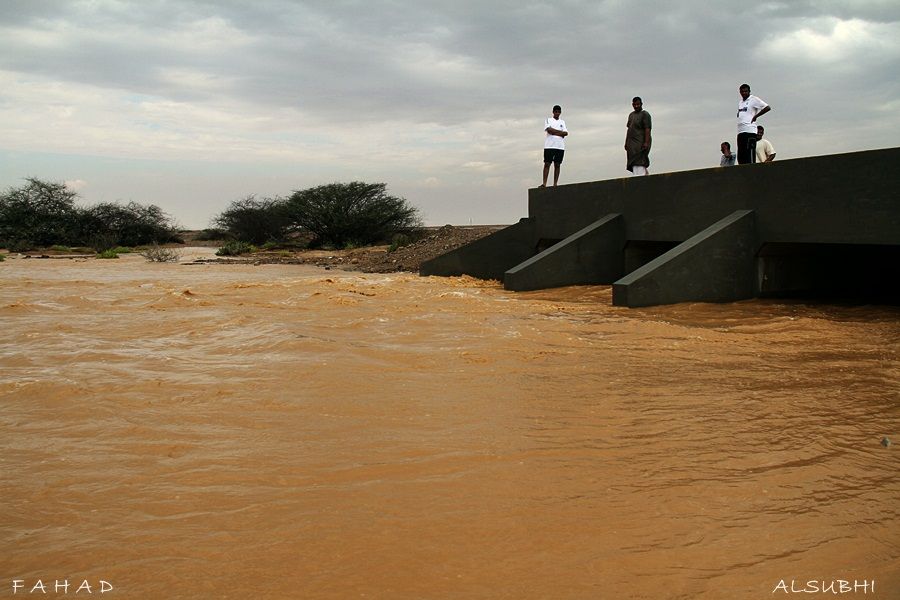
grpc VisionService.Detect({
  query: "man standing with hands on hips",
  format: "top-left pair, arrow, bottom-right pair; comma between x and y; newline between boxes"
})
541,105 -> 568,187
736,83 -> 771,164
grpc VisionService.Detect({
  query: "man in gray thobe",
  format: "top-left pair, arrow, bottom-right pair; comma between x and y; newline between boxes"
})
625,97 -> 652,176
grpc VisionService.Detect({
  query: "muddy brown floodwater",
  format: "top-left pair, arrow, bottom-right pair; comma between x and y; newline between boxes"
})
1,249 -> 898,599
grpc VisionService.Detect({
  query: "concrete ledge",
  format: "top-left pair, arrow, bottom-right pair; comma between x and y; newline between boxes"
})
504,214 -> 624,291
528,147 -> 900,245
613,210 -> 758,307
420,218 -> 535,280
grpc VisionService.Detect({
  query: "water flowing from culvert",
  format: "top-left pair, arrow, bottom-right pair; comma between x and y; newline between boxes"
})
2,250 -> 898,599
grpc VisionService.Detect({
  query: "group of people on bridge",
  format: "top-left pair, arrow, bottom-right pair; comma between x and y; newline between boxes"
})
539,83 -> 774,187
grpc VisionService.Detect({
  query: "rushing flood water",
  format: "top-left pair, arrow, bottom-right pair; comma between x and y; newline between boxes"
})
1,249 -> 898,599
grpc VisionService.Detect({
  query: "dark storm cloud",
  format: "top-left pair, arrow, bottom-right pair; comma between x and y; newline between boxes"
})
1,0 -> 897,126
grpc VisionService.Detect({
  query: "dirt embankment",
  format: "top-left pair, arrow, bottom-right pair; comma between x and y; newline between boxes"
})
192,225 -> 506,273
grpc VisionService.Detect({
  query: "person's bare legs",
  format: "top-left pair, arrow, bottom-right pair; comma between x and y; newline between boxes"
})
553,162 -> 561,186
541,162 -> 551,187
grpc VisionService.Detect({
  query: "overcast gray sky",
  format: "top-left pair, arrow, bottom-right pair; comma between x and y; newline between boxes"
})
1,0 -> 898,228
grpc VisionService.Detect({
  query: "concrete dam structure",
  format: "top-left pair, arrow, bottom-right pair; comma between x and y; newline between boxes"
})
420,147 -> 900,307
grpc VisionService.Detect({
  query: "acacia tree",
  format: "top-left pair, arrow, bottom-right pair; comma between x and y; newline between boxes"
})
0,177 -> 179,250
0,177 -> 79,248
78,201 -> 179,249
286,182 -> 421,248
213,195 -> 293,245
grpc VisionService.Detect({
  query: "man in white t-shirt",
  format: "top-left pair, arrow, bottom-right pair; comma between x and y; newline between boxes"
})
755,126 -> 776,163
736,83 -> 771,164
541,105 -> 568,187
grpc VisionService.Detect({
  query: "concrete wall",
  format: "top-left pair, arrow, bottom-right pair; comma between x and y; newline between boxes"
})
528,147 -> 900,246
419,218 -> 535,280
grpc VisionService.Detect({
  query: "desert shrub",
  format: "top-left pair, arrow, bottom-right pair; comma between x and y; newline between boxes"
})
96,249 -> 119,259
213,196 -> 293,245
0,178 -> 180,250
77,201 -> 179,248
0,253 -> 5,262
140,243 -> 181,263
85,232 -> 118,253
50,245 -> 73,252
6,240 -> 32,253
285,182 -> 421,248
388,230 -> 426,252
111,246 -> 133,254
216,241 -> 256,256
0,178 -> 80,248
389,234 -> 409,252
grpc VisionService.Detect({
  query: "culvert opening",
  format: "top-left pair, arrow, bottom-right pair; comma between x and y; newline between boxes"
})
757,242 -> 900,303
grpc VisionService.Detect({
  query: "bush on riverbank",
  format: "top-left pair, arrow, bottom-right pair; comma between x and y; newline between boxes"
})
0,178 -> 181,251
211,182 -> 422,250
213,196 -> 293,245
286,182 -> 421,248
141,243 -> 182,263
216,241 -> 257,256
0,178 -> 79,249
78,202 -> 181,249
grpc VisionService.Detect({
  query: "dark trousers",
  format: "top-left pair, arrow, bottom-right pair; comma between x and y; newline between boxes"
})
737,132 -> 757,164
